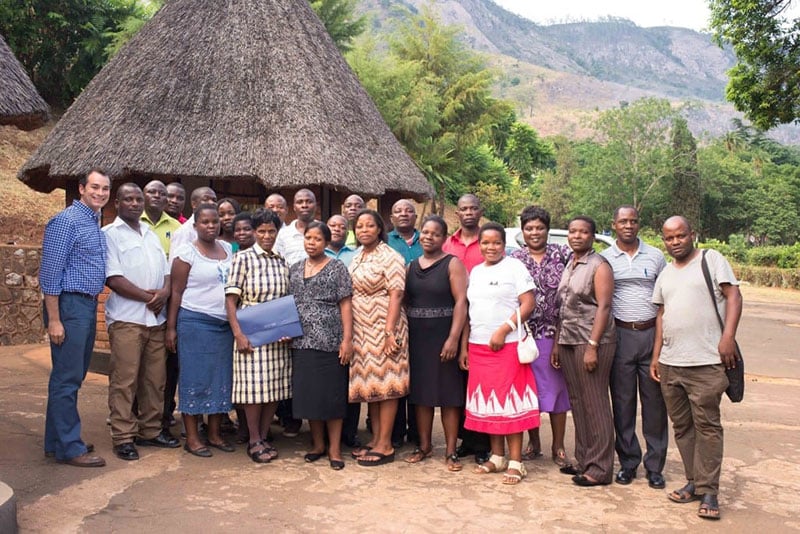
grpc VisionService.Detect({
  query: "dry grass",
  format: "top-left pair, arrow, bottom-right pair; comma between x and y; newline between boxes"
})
0,122 -> 63,245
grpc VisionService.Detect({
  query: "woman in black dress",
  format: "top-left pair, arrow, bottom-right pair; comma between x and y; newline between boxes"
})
289,222 -> 354,470
404,215 -> 468,471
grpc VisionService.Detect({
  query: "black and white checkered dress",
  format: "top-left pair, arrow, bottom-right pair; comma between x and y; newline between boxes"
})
225,245 -> 291,404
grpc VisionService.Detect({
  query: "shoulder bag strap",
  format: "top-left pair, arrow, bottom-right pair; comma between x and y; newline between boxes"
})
700,249 -> 726,333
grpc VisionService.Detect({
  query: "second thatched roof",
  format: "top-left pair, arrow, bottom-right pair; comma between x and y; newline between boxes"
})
18,0 -> 432,199
0,34 -> 50,130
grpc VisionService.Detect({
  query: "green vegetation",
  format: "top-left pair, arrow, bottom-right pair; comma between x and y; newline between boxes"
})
0,0 -> 144,108
710,0 -> 800,129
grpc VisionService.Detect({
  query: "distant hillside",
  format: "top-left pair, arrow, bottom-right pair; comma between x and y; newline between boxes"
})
356,0 -> 800,144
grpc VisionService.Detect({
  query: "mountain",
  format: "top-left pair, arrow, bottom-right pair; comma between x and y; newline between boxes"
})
356,0 -> 800,144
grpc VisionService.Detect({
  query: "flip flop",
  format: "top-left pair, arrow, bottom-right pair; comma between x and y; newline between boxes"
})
446,453 -> 463,472
552,448 -> 569,468
357,451 -> 395,466
404,446 -> 433,464
350,446 -> 372,459
668,482 -> 701,504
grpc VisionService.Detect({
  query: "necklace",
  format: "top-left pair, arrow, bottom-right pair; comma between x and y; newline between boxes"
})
304,258 -> 327,277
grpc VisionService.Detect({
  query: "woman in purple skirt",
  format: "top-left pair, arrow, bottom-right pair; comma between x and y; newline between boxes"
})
510,206 -> 572,468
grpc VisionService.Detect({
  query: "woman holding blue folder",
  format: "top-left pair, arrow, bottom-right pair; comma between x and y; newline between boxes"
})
225,208 -> 291,464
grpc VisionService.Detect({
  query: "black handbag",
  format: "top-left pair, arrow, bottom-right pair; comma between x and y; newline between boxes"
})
700,250 -> 744,403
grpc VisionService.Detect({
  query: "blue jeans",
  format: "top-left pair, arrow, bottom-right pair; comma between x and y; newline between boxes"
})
44,293 -> 97,460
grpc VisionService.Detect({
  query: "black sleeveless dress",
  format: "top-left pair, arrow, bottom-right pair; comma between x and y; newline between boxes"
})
406,254 -> 465,407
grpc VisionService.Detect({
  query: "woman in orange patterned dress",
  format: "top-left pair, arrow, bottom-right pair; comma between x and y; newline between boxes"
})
348,209 -> 409,467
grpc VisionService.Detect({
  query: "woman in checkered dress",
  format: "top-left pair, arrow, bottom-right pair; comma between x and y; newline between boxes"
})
225,208 -> 290,463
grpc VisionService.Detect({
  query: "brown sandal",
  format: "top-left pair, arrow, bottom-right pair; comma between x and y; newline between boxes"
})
446,453 -> 463,472
404,446 -> 433,464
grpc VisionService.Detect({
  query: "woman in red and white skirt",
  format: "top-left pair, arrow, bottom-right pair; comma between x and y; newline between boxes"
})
459,222 -> 540,485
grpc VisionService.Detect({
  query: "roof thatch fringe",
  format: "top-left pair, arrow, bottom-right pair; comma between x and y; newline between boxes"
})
18,0 -> 432,200
0,34 -> 50,130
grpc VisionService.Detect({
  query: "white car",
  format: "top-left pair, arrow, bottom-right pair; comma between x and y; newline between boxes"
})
504,228 -> 615,254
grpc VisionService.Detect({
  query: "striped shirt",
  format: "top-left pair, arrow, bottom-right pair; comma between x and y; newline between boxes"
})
40,200 -> 106,296
600,239 -> 666,322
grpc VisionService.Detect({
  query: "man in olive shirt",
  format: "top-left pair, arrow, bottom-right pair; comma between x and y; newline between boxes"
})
141,180 -> 181,256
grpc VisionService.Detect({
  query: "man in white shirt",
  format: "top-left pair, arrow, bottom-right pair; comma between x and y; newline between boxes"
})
168,186 -> 217,264
104,184 -> 179,461
275,188 -> 318,266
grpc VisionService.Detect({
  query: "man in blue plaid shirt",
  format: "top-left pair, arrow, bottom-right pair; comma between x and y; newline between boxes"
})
40,169 -> 111,467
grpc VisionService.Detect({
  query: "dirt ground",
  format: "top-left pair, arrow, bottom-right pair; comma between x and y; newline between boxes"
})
0,285 -> 798,533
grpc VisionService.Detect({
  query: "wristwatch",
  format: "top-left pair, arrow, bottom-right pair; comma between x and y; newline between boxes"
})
587,339 -> 599,347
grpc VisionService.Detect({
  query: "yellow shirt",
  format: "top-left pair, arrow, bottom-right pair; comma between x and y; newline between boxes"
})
140,211 -> 181,256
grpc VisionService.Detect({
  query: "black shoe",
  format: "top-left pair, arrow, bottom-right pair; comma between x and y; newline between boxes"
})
113,442 -> 139,461
474,450 -> 491,464
615,468 -> 637,485
391,438 -> 404,449
135,430 -> 181,448
647,471 -> 666,489
573,474 -> 609,487
455,444 -> 475,458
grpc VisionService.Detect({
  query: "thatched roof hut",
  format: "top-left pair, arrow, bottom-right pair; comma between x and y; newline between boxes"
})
0,34 -> 50,130
18,0 -> 432,205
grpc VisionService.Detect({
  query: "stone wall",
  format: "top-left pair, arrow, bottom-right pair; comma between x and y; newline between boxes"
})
0,245 -> 46,345
0,245 -> 111,350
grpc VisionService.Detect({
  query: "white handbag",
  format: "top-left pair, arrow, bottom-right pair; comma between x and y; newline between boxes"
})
516,307 -> 539,364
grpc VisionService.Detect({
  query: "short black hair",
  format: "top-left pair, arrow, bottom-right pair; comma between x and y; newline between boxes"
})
422,214 -> 448,236
216,197 -> 241,214
233,211 -> 253,228
519,205 -> 551,229
613,205 -> 639,221
305,221 -> 332,242
354,209 -> 388,244
80,168 -> 109,186
479,221 -> 506,244
193,202 -> 219,221
251,208 -> 281,229
568,215 -> 597,235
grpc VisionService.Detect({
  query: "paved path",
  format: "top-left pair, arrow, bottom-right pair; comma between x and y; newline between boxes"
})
1,289 -> 799,533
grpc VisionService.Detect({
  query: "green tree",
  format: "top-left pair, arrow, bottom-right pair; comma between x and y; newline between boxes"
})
502,122 -> 555,183
667,117 -> 702,230
710,0 -> 800,129
537,136 -> 575,228
310,0 -> 366,53
349,6 -> 511,215
0,0 -> 141,108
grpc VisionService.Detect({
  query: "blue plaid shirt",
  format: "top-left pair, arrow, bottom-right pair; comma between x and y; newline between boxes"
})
40,200 -> 107,296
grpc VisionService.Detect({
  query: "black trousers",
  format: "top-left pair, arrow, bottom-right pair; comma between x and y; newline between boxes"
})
610,327 -> 668,473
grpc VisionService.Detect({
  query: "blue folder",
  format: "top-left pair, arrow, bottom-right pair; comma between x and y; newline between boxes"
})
235,295 -> 303,347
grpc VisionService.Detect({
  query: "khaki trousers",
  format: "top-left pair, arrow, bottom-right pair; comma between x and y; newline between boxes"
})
658,363 -> 728,495
108,321 -> 167,445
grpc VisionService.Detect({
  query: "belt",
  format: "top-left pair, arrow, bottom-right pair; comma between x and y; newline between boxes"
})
62,291 -> 99,302
615,318 -> 656,331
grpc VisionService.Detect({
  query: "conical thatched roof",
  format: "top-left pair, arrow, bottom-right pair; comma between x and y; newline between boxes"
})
18,0 -> 432,199
0,34 -> 50,130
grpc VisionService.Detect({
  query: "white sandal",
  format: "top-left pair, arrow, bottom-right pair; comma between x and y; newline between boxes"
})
473,454 -> 508,474
503,460 -> 527,485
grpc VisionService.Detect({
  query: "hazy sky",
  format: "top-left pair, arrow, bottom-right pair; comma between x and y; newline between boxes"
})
492,0 -> 715,31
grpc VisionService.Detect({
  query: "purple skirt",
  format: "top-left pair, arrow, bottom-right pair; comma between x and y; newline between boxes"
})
531,337 -> 571,413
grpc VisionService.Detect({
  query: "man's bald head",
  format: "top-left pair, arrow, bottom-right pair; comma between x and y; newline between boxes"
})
190,187 -> 217,209
661,215 -> 696,263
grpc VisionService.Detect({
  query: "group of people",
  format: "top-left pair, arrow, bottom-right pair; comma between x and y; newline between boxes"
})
40,170 -> 742,520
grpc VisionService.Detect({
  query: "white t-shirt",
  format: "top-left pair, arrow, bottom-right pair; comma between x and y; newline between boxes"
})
173,241 -> 232,321
467,256 -> 536,344
103,218 -> 169,327
274,220 -> 309,266
168,215 -> 196,266
652,249 -> 738,367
